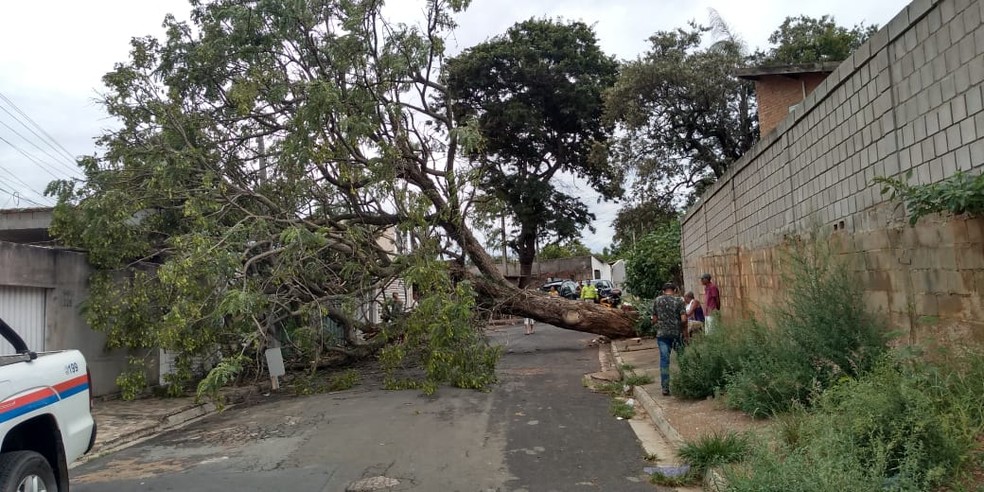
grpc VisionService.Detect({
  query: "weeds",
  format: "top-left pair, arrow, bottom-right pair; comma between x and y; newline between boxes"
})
624,373 -> 655,386
326,369 -> 360,392
593,381 -> 626,397
649,469 -> 699,487
678,431 -> 751,473
671,233 -> 888,416
611,399 -> 635,419
724,349 -> 984,491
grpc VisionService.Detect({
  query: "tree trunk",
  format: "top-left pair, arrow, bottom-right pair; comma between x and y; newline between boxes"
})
470,274 -> 638,339
515,227 -> 536,289
418,170 -> 638,339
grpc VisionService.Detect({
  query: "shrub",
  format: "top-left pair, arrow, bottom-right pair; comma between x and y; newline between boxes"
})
724,349 -> 984,491
670,318 -> 771,400
876,170 -> 984,225
672,232 -> 888,416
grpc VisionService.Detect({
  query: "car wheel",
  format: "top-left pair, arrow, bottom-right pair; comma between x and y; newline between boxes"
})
0,451 -> 57,492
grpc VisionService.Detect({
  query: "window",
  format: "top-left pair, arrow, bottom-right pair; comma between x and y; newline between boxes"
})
594,269 -> 601,280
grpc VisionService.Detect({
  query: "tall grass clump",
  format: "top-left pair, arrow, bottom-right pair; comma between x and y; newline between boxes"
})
671,233 -> 889,416
723,348 -> 984,491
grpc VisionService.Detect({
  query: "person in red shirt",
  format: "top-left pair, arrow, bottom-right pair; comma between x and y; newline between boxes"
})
700,273 -> 720,334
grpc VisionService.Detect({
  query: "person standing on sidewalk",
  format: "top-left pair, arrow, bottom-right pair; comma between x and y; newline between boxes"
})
683,291 -> 704,342
700,273 -> 720,334
650,282 -> 687,396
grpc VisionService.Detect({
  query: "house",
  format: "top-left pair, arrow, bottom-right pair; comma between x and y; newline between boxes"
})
477,255 -> 614,287
0,207 -> 141,396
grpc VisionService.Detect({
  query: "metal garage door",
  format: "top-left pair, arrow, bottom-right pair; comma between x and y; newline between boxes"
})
0,286 -> 46,355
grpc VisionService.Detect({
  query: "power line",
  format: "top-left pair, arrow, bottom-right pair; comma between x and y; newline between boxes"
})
0,115 -> 82,178
0,91 -> 80,167
0,159 -> 49,197
0,181 -> 47,208
0,134 -> 65,180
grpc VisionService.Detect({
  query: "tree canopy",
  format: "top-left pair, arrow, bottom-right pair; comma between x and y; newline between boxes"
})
624,220 -> 682,300
604,23 -> 757,211
537,239 -> 593,260
444,19 -> 621,287
47,0 -> 636,397
766,15 -> 878,65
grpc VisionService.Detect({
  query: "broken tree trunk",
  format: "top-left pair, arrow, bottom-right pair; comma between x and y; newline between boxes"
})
470,275 -> 638,339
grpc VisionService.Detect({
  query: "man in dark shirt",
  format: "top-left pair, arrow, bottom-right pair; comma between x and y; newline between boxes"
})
700,273 -> 720,333
650,282 -> 687,396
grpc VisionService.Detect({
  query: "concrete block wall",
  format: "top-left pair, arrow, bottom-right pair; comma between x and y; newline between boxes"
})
681,0 -> 984,343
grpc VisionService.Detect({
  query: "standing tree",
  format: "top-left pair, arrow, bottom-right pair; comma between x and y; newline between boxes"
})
604,23 -> 757,210
46,0 -> 637,395
443,19 -> 622,287
537,239 -> 593,261
766,15 -> 878,64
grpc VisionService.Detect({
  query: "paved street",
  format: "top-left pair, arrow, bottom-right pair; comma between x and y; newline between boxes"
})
72,324 -> 657,491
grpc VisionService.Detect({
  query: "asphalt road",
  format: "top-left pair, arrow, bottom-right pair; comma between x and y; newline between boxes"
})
72,324 -> 657,491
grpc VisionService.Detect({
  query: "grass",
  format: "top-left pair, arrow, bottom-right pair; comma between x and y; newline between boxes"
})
623,373 -> 655,386
678,431 -> 751,472
649,470 -> 699,487
326,369 -> 360,392
593,380 -> 626,397
611,399 -> 635,419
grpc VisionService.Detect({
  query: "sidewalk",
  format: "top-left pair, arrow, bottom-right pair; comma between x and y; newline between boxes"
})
76,383 -> 271,466
608,338 -> 771,490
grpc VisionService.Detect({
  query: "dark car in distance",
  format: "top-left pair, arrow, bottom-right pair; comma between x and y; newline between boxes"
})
539,280 -> 578,300
589,279 -> 615,298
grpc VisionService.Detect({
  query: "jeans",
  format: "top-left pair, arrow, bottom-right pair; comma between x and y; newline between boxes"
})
657,335 -> 683,390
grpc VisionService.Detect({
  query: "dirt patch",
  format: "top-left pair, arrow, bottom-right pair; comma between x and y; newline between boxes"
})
642,383 -> 773,442
74,458 -> 193,483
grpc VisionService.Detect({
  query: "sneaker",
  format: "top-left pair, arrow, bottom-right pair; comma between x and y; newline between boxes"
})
661,388 -> 670,396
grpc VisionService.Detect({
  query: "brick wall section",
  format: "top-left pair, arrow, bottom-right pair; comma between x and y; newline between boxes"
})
681,0 -> 984,344
756,72 -> 831,135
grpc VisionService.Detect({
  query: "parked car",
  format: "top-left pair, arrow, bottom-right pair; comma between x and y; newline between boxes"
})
1,317 -> 96,492
539,280 -> 578,300
587,279 -> 622,307
589,279 -> 615,298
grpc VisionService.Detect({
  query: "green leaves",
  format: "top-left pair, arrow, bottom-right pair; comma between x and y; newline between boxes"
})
625,220 -> 682,299
444,19 -> 621,277
875,171 -> 984,225
766,15 -> 878,64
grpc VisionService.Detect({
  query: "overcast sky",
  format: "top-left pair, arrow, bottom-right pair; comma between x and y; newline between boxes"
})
0,0 -> 910,250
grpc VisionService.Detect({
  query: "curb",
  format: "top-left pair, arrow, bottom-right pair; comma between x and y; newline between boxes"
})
609,342 -> 683,446
609,341 -> 727,491
72,384 -> 269,467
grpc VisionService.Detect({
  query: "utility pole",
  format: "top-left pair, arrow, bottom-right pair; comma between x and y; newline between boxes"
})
501,212 -> 507,275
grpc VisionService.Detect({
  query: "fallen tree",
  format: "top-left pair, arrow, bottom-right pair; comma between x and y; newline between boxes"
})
46,0 -> 637,395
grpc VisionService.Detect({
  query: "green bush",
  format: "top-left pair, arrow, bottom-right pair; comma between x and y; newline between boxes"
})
876,170 -> 984,225
671,233 -> 888,416
724,349 -> 984,491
